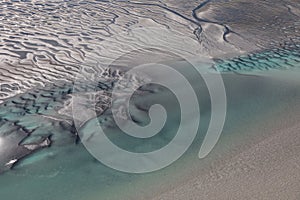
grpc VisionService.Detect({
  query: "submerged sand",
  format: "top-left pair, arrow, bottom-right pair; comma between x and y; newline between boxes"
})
0,1 -> 299,200
136,73 -> 300,200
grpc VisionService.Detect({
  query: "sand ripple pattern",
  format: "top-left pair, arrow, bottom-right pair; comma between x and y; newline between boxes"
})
0,0 -> 203,172
194,0 -> 300,51
215,47 -> 300,73
0,0 -> 299,173
0,0 -> 199,102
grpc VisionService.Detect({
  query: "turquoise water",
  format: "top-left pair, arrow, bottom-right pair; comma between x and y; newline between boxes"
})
0,49 -> 299,199
215,47 -> 300,72
0,0 -> 299,199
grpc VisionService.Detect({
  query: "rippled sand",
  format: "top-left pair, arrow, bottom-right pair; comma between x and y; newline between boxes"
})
0,0 -> 299,200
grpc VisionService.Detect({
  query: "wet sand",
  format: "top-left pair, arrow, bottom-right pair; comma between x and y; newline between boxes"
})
0,1 -> 299,200
151,124 -> 300,200
137,73 -> 300,200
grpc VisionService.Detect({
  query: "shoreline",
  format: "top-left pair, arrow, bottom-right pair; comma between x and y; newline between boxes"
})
126,72 -> 300,200
90,72 -> 300,200
150,123 -> 300,200
145,73 -> 300,200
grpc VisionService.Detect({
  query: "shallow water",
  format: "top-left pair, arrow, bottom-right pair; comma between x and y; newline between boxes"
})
0,0 -> 299,200
1,71 -> 300,200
